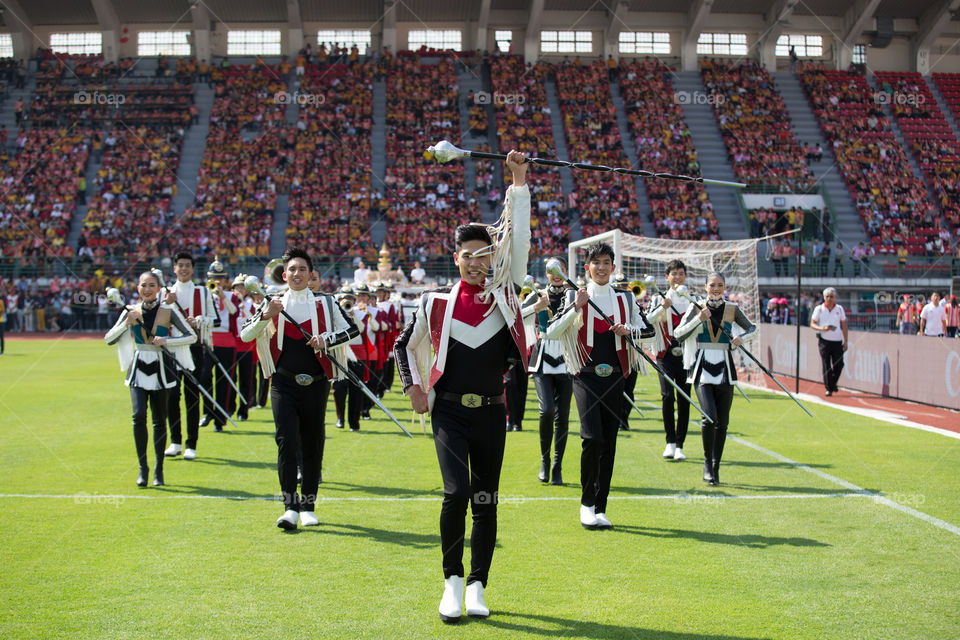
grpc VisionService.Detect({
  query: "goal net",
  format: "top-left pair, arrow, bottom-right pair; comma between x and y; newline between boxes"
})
568,230 -> 761,373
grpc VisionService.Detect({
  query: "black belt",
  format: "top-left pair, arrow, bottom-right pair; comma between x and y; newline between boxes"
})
580,365 -> 621,378
276,367 -> 325,387
438,391 -> 505,408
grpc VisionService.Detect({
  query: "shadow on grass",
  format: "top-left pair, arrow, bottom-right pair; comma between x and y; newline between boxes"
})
613,524 -> 830,548
190,456 -> 275,471
320,481 -> 439,498
722,460 -> 833,469
299,522 -> 440,548
477,611 -> 773,639
155,484 -> 277,500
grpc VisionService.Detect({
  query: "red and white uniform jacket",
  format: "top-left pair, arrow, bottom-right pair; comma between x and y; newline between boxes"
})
240,288 -> 358,380
161,280 -> 218,368
211,291 -> 240,349
646,288 -> 692,359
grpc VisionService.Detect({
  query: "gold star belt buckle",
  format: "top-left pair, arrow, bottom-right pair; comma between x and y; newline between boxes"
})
295,374 -> 314,386
594,364 -> 614,378
461,393 -> 483,408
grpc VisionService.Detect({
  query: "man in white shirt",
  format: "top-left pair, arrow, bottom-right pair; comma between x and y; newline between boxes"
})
410,261 -> 426,284
920,292 -> 946,337
353,261 -> 369,285
810,287 -> 848,397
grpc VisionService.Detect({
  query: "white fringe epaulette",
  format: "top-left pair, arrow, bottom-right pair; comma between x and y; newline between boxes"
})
480,185 -> 522,318
557,310 -> 588,375
255,320 -> 277,378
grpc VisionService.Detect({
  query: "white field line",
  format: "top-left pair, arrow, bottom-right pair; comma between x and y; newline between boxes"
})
731,435 -> 960,538
0,492 -> 863,503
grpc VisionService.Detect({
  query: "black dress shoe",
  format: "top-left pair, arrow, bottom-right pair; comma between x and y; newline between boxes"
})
512,425 -> 522,432
199,414 -> 212,427
335,419 -> 344,429
153,469 -> 164,486
214,425 -> 224,432
703,459 -> 715,484
238,415 -> 247,422
538,461 -> 548,483
136,467 -> 149,487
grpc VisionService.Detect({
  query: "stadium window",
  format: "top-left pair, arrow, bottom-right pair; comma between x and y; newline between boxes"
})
50,32 -> 103,56
137,31 -> 191,56
619,32 -> 670,55
540,30 -> 593,54
852,44 -> 866,65
316,30 -> 372,51
775,34 -> 823,58
407,30 -> 462,51
495,30 -> 512,53
696,33 -> 747,56
0,34 -> 12,58
227,30 -> 282,56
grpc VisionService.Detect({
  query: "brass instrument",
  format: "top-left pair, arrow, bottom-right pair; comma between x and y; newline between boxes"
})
207,279 -> 219,292
628,279 -> 646,299
263,258 -> 289,296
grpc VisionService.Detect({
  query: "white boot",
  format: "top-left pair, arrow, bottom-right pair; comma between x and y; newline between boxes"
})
580,504 -> 598,529
438,576 -> 464,623
465,581 -> 489,617
673,447 -> 686,461
662,443 -> 676,459
276,510 -> 299,530
164,443 -> 182,457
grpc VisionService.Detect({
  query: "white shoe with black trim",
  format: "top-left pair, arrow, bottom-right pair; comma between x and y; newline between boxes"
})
183,448 -> 197,460
276,510 -> 299,530
594,512 -> 613,529
300,511 -> 319,526
164,443 -> 182,457
673,448 -> 686,461
580,504 -> 598,529
663,443 -> 676,459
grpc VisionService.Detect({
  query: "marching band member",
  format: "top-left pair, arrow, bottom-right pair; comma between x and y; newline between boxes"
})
545,242 -> 655,530
395,150 -> 530,622
612,273 -> 637,432
353,283 -> 381,424
645,260 -> 693,461
162,252 -> 217,460
673,272 -> 757,486
201,258 -> 240,431
232,274 -> 256,421
524,264 -> 571,484
105,271 -> 196,486
333,285 -> 368,432
240,248 -> 358,530
375,281 -> 400,396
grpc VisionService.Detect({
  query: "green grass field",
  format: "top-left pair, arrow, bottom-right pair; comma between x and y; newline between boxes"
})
1,338 -> 958,639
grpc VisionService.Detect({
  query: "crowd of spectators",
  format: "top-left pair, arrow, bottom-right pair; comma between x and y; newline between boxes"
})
554,58 -> 642,239
384,55 -> 478,261
286,63 -> 375,257
24,82 -> 193,127
701,59 -> 816,192
800,63 -> 936,255
875,72 -> 960,247
167,66 -> 289,260
619,58 -> 720,240
488,55 -> 570,255
0,128 -> 91,262
77,125 -> 185,262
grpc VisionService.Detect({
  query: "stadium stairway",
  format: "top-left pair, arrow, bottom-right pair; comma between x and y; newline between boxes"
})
457,63 -> 485,218
929,77 -> 960,141
670,71 -> 746,239
544,77 -> 579,240
269,194 -> 289,256
170,82 -> 215,220
65,150 -> 103,251
369,78 -> 386,248
775,72 -> 866,247
0,74 -> 34,136
609,78 -> 652,237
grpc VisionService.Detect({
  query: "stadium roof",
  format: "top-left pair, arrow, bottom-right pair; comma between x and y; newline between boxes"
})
4,0 -> 958,26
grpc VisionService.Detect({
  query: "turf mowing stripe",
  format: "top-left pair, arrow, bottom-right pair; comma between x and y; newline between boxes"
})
731,436 -> 960,538
0,492 -> 866,503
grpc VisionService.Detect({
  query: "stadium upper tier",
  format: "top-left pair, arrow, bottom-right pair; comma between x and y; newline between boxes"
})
1,52 -> 959,265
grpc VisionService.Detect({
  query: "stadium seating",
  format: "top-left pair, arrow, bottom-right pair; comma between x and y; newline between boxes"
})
553,59 -> 643,239
619,58 -> 719,240
488,54 -> 570,255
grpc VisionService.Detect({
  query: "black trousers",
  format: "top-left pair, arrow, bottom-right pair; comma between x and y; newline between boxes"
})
361,362 -> 379,413
696,382 -> 734,467
573,372 -> 624,514
167,344 -> 205,449
333,360 -> 366,429
533,372 -> 572,466
235,349 -> 254,419
619,369 -> 638,428
0,320 -> 4,353
432,398 -> 506,587
504,367 -> 528,429
382,356 -> 395,393
205,346 -> 235,426
257,367 -> 270,407
271,374 -> 330,512
658,352 -> 691,447
947,327 -> 958,338
818,337 -> 844,392
131,386 -> 168,471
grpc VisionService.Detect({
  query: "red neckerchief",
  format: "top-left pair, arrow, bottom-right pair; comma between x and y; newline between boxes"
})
452,280 -> 493,327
